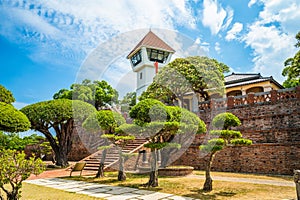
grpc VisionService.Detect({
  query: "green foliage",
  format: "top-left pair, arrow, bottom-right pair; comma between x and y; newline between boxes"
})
139,82 -> 177,105
53,79 -> 119,109
212,112 -> 241,130
210,130 -> 242,140
0,132 -> 43,151
144,142 -> 169,149
129,99 -> 169,125
21,99 -> 96,129
140,56 -> 227,103
282,31 -> 300,88
21,99 -> 96,167
0,149 -> 45,200
0,102 -> 30,133
200,138 -> 225,153
120,92 -> 136,112
83,110 -> 125,132
0,85 -> 15,104
230,138 -> 252,145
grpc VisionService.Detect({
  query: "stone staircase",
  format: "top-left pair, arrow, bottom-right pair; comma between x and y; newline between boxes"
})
81,138 -> 148,172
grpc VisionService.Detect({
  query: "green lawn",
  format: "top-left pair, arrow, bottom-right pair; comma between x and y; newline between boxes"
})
64,171 -> 296,200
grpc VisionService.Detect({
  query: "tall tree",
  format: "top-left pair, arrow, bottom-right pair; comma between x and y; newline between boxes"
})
200,112 -> 252,191
282,31 -> 300,88
139,56 -> 228,105
53,79 -> 118,110
126,99 -> 206,187
21,99 -> 96,167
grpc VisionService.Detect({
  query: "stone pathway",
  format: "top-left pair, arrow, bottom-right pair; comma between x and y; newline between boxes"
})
25,178 -> 196,200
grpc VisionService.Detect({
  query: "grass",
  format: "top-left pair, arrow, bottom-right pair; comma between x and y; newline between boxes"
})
193,170 -> 294,181
64,171 -> 296,200
21,183 -> 104,200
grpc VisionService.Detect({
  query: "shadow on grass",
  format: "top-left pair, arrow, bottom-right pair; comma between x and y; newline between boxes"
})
186,189 -> 237,200
118,183 -> 163,192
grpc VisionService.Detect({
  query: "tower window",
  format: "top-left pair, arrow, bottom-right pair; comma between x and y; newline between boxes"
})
147,48 -> 169,63
131,50 -> 142,66
140,72 -> 142,79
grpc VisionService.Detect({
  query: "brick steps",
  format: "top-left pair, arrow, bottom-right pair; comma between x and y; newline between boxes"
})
80,138 -> 148,172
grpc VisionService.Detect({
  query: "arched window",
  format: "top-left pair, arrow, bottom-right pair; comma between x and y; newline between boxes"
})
246,87 -> 264,94
227,90 -> 242,97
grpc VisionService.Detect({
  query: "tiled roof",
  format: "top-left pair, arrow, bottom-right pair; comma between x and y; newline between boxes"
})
224,73 -> 284,89
225,73 -> 261,83
127,30 -> 175,58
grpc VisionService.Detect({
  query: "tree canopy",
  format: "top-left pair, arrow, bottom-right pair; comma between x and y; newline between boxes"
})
53,79 -> 119,110
0,102 -> 30,133
125,99 -> 206,187
139,56 -> 228,105
21,99 -> 96,167
0,85 -> 15,104
282,31 -> 300,88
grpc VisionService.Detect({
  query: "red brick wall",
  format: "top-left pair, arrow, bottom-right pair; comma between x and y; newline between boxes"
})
174,88 -> 300,175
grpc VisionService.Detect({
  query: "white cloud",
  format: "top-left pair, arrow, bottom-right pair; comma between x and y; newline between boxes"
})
201,0 -> 232,35
214,42 -> 221,54
225,22 -> 243,41
0,0 -> 196,67
248,0 -> 258,8
13,101 -> 29,109
242,0 -> 300,83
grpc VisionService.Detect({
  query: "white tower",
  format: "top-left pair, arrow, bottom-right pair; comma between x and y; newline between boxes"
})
127,31 -> 175,98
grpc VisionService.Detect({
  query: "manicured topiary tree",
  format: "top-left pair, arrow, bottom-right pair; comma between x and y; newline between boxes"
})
21,99 -> 96,167
0,102 -> 30,134
83,110 -> 133,180
200,112 -> 252,191
127,99 -> 206,187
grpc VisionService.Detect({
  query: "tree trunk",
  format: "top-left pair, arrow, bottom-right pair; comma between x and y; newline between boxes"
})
203,152 -> 215,191
55,148 -> 69,167
146,149 -> 159,187
96,148 -> 107,178
118,150 -> 126,181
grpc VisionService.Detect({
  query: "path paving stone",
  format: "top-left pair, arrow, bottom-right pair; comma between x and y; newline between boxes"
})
25,178 -> 197,199
139,192 -> 173,200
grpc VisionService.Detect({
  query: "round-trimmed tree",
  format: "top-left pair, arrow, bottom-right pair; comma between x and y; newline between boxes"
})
21,99 -> 96,167
128,99 -> 206,187
200,112 -> 252,191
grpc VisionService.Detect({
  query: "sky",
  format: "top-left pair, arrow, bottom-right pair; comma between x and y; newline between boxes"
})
1,0 -> 300,110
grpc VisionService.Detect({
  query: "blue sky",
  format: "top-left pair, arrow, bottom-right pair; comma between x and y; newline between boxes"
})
1,0 -> 300,109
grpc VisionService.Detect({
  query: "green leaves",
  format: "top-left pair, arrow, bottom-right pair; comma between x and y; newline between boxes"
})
210,130 -> 242,140
129,99 -> 168,125
83,110 -> 126,132
21,99 -> 96,130
230,139 -> 252,146
53,79 -> 119,109
200,112 -> 252,154
212,112 -> 241,130
0,149 -> 45,199
0,102 -> 30,133
282,31 -> 300,88
0,85 -> 15,104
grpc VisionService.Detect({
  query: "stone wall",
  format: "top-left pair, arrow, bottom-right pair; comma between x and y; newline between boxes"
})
173,87 -> 300,175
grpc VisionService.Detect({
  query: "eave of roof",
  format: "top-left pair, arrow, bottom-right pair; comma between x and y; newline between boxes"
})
127,30 -> 175,59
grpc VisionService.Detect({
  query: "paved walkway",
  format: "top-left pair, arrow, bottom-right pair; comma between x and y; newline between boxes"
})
25,167 -> 295,200
25,178 -> 195,200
